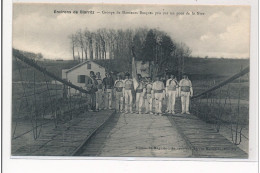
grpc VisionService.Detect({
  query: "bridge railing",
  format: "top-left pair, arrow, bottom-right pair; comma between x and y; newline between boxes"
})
12,49 -> 93,141
190,66 -> 249,145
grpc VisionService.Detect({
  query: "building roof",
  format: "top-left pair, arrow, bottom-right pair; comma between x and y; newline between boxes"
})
65,60 -> 105,73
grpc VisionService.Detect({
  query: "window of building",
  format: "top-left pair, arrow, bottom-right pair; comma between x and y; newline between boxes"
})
87,63 -> 91,69
78,75 -> 86,83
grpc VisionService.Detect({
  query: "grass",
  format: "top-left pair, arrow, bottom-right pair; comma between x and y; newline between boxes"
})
193,81 -> 249,100
191,100 -> 249,125
184,57 -> 249,80
191,79 -> 249,127
12,83 -> 89,120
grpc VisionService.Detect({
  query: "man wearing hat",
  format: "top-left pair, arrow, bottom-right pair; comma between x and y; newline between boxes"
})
166,73 -> 179,114
123,72 -> 134,113
135,74 -> 145,114
103,72 -> 114,110
114,74 -> 124,113
152,74 -> 165,116
179,73 -> 193,114
144,76 -> 153,114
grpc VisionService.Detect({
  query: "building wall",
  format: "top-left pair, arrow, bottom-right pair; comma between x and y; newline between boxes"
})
65,61 -> 106,93
62,69 -> 68,79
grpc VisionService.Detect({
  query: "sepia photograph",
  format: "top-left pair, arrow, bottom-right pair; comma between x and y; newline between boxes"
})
11,3 -> 251,158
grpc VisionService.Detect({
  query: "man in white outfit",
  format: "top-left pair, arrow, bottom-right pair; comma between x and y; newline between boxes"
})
152,74 -> 165,116
144,77 -> 153,114
114,74 -> 124,113
166,73 -> 179,114
135,74 -> 145,114
179,74 -> 193,114
123,72 -> 134,114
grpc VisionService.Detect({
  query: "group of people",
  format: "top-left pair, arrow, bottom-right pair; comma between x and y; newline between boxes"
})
86,71 -> 193,116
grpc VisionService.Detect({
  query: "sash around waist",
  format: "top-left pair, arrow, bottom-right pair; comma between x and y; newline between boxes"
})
115,87 -> 123,92
181,86 -> 190,92
125,86 -> 133,89
105,88 -> 112,92
105,86 -> 112,89
136,89 -> 143,93
154,90 -> 163,93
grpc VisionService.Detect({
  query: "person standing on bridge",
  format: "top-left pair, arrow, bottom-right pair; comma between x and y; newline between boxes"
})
95,72 -> 103,111
123,72 -> 134,114
135,74 -> 145,114
114,74 -> 124,113
179,74 -> 193,114
86,71 -> 98,111
166,73 -> 179,115
103,72 -> 114,110
144,76 -> 153,114
152,74 -> 165,116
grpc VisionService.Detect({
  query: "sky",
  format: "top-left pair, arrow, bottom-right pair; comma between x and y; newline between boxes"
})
13,4 -> 250,60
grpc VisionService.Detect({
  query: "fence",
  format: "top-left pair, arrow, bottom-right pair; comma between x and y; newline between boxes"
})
12,49 -> 92,141
191,66 -> 249,145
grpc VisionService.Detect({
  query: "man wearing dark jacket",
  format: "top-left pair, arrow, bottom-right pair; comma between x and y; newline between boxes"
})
103,72 -> 114,109
86,71 -> 98,111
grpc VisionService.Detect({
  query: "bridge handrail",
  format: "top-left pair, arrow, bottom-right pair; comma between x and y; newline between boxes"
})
191,66 -> 249,99
13,49 -> 92,94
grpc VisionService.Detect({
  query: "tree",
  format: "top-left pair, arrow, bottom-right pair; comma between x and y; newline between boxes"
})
87,32 -> 94,60
69,27 -> 191,75
107,29 -> 116,59
132,34 -> 143,60
142,30 -> 157,62
68,34 -> 77,61
97,28 -> 107,60
83,28 -> 92,60
175,42 -> 192,79
76,30 -> 85,62
37,53 -> 43,59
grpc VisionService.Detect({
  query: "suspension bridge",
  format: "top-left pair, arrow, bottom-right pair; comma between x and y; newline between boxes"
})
12,49 -> 249,158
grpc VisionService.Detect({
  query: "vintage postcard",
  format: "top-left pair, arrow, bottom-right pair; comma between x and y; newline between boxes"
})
10,3 -> 254,160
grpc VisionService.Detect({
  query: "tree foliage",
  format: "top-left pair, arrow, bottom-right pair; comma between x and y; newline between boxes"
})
69,27 -> 191,78
142,29 -> 156,62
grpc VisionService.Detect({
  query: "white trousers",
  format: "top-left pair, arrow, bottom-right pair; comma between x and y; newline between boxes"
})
124,90 -> 133,112
181,91 -> 190,113
96,89 -> 103,110
136,92 -> 144,112
115,92 -> 123,111
154,93 -> 164,114
145,94 -> 153,113
105,89 -> 112,109
167,90 -> 177,112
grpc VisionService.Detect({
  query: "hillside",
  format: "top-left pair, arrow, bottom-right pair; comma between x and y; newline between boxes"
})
12,55 -> 249,82
12,58 -> 79,82
183,57 -> 249,81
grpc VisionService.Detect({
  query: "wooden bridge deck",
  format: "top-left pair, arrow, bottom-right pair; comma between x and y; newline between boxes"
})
12,102 -> 247,158
168,113 -> 248,158
12,110 -> 115,156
